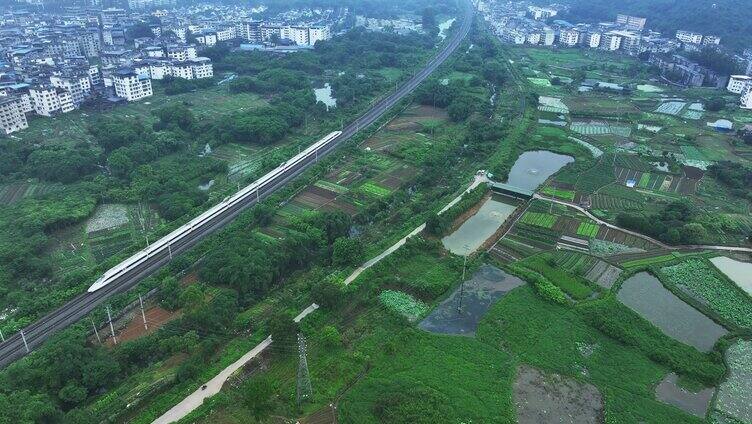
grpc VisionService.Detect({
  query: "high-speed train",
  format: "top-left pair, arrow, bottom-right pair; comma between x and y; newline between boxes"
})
88,131 -> 342,292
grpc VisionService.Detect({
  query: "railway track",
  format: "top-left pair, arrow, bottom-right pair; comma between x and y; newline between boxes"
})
0,0 -> 474,368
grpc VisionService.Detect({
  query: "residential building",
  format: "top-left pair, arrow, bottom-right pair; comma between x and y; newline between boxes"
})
190,57 -> 213,79
703,35 -> 721,45
676,30 -> 703,44
585,32 -> 601,48
526,32 -> 541,45
601,32 -> 622,51
727,75 -> 752,94
242,20 -> 262,43
113,68 -> 152,101
542,28 -> 555,46
30,85 -> 64,116
194,32 -> 217,47
0,96 -> 28,135
528,6 -> 557,20
616,14 -> 646,30
559,29 -> 580,47
308,26 -> 330,45
741,84 -> 752,109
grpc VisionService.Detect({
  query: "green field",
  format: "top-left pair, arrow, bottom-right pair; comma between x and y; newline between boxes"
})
541,186 -> 576,200
519,212 -> 557,228
359,181 -> 392,198
576,221 -> 599,238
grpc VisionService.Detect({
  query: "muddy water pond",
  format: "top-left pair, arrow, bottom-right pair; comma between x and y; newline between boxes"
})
419,265 -> 524,336
655,373 -> 714,417
710,256 -> 752,296
314,83 -> 336,110
617,272 -> 727,351
441,197 -> 517,256
506,150 -> 574,191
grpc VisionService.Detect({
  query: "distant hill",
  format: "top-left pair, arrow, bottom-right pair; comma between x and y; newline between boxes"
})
544,0 -> 752,51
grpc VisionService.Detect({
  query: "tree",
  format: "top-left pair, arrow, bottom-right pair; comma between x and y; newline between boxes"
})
310,279 -> 343,309
107,149 -> 134,179
319,325 -> 341,349
243,377 -> 274,420
421,7 -> 437,35
268,310 -> 298,348
705,97 -> 725,112
332,237 -> 364,266
159,276 -> 182,310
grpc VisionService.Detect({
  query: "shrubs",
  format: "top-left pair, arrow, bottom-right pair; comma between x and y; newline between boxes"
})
577,297 -> 726,386
379,290 -> 429,322
507,264 -> 569,305
425,185 -> 488,236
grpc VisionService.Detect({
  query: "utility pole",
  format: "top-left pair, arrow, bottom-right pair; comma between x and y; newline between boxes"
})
296,333 -> 312,408
139,294 -> 148,330
20,330 -> 29,353
457,245 -> 470,314
107,305 -> 117,345
90,317 -> 101,344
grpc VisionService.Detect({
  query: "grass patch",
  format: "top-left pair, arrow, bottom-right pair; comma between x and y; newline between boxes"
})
519,212 -> 556,229
576,222 -> 599,238
519,254 -> 594,300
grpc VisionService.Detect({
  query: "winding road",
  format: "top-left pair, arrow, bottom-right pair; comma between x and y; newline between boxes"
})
0,0 -> 475,369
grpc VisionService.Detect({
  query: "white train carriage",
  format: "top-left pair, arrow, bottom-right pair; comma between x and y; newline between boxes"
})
88,131 -> 341,293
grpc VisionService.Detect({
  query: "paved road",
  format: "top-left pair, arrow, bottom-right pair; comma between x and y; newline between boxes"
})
152,305 -> 318,424
533,194 -> 752,253
0,0 -> 475,369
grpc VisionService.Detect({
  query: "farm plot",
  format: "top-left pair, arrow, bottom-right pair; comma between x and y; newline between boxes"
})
584,260 -> 623,289
576,221 -> 599,238
513,365 -> 603,424
540,186 -> 575,201
660,259 -> 752,328
593,226 -> 659,251
211,143 -> 272,181
0,182 -> 62,205
86,204 -> 130,234
538,96 -> 569,114
571,121 -> 632,137
655,102 -> 686,116
379,290 -> 429,323
528,77 -> 552,87
713,340 -> 752,424
519,212 -> 557,228
564,97 -> 639,117
358,181 -> 392,198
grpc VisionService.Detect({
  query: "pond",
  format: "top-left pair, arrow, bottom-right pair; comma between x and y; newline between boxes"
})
314,83 -> 336,110
506,151 -> 574,191
710,256 -> 752,296
441,197 -> 518,256
655,373 -> 714,418
419,265 -> 524,336
617,272 -> 727,352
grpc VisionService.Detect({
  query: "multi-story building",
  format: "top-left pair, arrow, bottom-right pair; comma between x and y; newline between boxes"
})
148,61 -> 171,79
702,35 -> 721,45
741,84 -> 752,109
49,74 -> 89,106
194,32 -> 218,47
308,26 -> 330,45
528,6 -> 557,20
559,29 -> 580,47
166,45 -> 197,62
0,96 -> 29,135
526,32 -> 541,45
242,21 -> 262,43
78,29 -> 101,58
676,30 -> 703,45
542,28 -> 555,46
727,75 -> 752,94
113,68 -> 152,101
169,62 -> 193,79
190,57 -> 213,79
620,32 -> 643,56
0,84 -> 33,114
585,32 -> 601,48
29,85 -> 64,116
616,14 -> 646,31
601,32 -> 622,51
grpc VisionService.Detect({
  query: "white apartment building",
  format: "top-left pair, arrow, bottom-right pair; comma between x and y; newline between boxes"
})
49,75 -> 89,105
166,45 -> 197,62
601,32 -> 622,51
676,30 -> 703,44
585,32 -> 601,48
170,62 -> 193,79
526,32 -> 541,45
741,84 -> 752,109
616,14 -> 646,30
57,91 -> 75,113
0,86 -> 33,114
149,61 -> 171,79
195,32 -> 217,47
727,75 -> 752,94
113,69 -> 153,101
0,97 -> 29,135
542,28 -> 555,46
308,26 -> 330,45
528,6 -> 557,20
559,29 -> 580,47
703,35 -> 721,45
191,57 -> 213,79
30,86 -> 63,116
216,26 -> 236,41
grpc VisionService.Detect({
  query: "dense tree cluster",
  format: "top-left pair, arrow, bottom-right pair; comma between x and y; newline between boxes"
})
616,200 -> 709,244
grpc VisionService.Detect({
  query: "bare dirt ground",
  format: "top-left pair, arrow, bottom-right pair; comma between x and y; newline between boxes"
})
513,365 -> 604,424
106,306 -> 180,346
